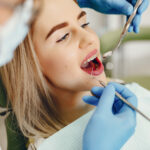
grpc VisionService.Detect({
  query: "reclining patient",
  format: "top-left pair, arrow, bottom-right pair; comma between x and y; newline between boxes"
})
0,0 -> 150,149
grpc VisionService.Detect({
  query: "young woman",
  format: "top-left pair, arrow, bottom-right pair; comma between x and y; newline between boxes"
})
0,0 -> 138,149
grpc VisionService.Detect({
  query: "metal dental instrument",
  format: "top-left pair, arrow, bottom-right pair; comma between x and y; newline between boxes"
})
102,0 -> 143,59
97,80 -> 150,122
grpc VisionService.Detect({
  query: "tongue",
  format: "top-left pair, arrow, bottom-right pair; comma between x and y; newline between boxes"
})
89,61 -> 95,70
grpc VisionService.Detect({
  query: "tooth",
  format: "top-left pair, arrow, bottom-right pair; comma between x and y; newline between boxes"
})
84,61 -> 88,65
87,55 -> 97,62
82,61 -> 89,68
82,55 -> 97,68
87,59 -> 91,62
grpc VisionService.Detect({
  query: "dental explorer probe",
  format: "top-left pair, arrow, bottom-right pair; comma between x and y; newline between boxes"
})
102,0 -> 143,59
97,80 -> 150,122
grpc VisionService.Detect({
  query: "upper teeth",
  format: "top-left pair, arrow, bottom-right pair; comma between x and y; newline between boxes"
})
87,55 -> 97,62
83,55 -> 97,64
81,55 -> 97,68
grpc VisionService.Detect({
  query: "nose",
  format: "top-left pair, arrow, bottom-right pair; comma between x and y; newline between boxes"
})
78,28 -> 94,50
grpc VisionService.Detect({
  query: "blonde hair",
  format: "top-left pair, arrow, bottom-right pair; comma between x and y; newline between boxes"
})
0,33 -> 65,138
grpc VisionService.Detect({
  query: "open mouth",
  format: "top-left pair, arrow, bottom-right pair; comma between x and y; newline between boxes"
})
81,55 -> 104,76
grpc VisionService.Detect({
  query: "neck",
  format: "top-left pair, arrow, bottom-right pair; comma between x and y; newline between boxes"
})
51,88 -> 94,124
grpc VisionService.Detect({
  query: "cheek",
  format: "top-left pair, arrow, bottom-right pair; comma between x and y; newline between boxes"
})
39,49 -> 79,86
41,53 -> 69,74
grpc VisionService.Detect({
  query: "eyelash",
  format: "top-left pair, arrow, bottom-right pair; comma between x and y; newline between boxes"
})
56,33 -> 69,43
81,22 -> 90,28
56,22 -> 90,43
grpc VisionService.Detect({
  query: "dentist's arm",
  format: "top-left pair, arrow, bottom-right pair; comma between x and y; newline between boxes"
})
77,0 -> 149,33
82,83 -> 137,150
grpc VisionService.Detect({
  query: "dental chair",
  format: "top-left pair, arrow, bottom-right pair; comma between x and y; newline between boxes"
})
0,79 -> 28,150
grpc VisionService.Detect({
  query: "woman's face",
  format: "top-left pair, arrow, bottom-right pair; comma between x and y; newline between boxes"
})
32,0 -> 106,93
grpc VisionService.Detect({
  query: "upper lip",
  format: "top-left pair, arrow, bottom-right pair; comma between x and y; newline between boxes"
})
81,49 -> 98,66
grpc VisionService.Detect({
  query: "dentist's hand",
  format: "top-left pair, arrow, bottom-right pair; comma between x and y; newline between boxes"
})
78,0 -> 149,33
82,83 -> 137,150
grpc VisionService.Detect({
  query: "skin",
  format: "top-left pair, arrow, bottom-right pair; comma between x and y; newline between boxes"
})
32,0 -> 107,123
0,0 -> 24,24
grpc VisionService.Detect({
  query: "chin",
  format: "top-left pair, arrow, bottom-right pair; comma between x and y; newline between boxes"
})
79,71 -> 107,91
91,72 -> 107,87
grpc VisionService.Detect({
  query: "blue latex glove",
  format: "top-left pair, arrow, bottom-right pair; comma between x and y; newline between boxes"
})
83,83 -> 125,114
82,83 -> 137,150
78,0 -> 149,33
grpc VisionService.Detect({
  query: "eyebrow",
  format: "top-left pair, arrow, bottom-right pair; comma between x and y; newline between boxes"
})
77,11 -> 86,20
45,11 -> 87,40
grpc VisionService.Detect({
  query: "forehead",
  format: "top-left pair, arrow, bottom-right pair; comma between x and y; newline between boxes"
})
33,0 -> 80,32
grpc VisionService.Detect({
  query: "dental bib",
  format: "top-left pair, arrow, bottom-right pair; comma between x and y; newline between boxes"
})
34,83 -> 150,150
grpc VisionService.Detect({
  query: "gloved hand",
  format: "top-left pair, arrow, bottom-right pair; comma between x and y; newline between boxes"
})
82,83 -> 137,150
78,0 -> 149,33
83,83 -> 126,114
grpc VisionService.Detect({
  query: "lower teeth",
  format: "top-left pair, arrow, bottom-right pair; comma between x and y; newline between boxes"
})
82,62 -> 89,68
82,58 -> 99,69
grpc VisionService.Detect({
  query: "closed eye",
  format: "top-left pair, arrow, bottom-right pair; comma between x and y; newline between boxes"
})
56,33 -> 69,43
81,22 -> 90,28
56,22 -> 90,43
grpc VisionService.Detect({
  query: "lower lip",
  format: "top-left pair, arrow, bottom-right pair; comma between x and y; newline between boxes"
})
81,57 -> 104,76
